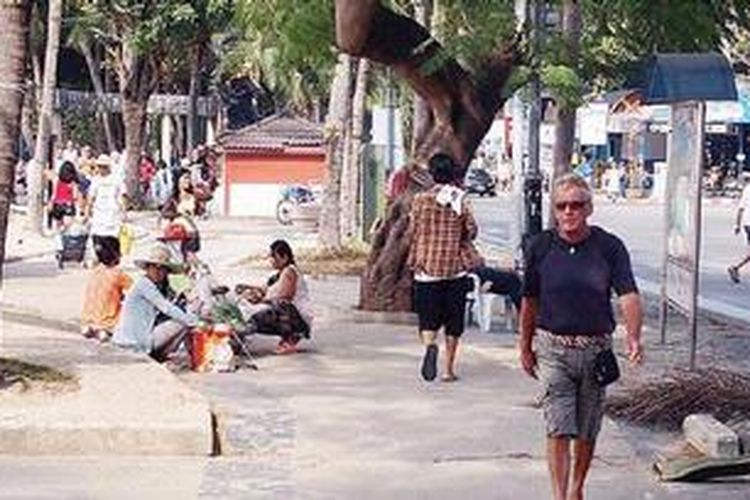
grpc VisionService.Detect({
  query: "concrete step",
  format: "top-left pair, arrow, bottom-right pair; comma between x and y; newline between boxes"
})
0,322 -> 214,456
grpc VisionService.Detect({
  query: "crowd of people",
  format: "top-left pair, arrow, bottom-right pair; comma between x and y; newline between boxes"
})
38,141 -> 220,262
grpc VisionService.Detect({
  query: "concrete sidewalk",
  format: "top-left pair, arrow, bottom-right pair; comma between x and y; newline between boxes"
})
2,211 -> 748,497
0,321 -> 213,455
0,211 -> 319,457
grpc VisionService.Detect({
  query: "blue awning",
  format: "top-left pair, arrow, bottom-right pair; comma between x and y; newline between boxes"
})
641,53 -> 737,104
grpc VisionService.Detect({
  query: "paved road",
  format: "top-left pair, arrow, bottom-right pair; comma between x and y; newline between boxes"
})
473,194 -> 750,322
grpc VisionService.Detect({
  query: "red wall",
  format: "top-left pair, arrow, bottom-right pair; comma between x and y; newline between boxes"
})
226,152 -> 326,184
223,151 -> 326,214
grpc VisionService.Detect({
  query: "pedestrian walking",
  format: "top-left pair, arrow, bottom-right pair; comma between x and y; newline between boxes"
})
605,167 -> 620,203
407,153 -> 479,382
84,154 -> 125,263
151,160 -> 175,211
518,173 -> 643,500
728,172 -> 750,283
48,160 -> 81,246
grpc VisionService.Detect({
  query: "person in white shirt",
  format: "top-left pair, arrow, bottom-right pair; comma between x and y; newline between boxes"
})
84,154 -> 125,262
151,160 -> 175,210
728,173 -> 750,283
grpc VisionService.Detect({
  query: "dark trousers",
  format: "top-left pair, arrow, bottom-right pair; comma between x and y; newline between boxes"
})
471,266 -> 522,311
252,301 -> 310,342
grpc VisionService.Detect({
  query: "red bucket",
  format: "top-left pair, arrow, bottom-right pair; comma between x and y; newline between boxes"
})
190,327 -> 212,372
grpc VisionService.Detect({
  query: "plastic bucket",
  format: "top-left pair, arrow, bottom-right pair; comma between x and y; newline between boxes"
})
190,327 -> 211,372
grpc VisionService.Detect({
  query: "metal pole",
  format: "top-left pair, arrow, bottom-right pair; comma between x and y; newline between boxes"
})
510,0 -> 529,261
689,101 -> 706,370
523,0 -> 544,247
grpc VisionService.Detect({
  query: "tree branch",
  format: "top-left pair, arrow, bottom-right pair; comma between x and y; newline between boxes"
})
334,0 -> 518,168
477,38 -> 523,110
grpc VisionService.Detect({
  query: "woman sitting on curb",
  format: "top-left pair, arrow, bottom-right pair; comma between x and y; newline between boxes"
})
237,240 -> 313,355
112,244 -> 200,361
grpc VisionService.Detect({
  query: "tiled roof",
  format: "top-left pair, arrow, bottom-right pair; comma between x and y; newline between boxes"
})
220,114 -> 325,153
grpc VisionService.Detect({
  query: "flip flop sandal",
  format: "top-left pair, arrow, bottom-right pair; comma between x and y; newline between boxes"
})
421,344 -> 438,381
728,267 -> 740,284
441,374 -> 459,383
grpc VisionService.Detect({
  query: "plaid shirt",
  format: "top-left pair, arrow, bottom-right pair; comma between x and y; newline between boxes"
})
407,186 -> 478,278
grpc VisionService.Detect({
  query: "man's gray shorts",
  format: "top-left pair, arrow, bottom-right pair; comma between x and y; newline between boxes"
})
537,332 -> 609,441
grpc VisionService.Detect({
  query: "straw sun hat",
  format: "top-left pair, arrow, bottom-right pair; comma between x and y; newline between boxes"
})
94,154 -> 112,169
134,244 -> 183,273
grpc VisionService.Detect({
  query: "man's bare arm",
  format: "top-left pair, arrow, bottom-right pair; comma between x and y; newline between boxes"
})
618,292 -> 644,364
519,297 -> 538,378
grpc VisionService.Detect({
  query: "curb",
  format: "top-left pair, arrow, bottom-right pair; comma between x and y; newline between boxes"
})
0,310 -> 216,456
314,304 -> 418,326
1,305 -> 79,333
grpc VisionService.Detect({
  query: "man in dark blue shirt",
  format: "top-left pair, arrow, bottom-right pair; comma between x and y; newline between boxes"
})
519,173 -> 643,500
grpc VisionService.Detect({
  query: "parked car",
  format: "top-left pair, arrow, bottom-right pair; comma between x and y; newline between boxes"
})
464,168 -> 497,196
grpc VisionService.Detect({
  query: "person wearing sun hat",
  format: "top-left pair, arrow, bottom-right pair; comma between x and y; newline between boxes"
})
112,243 -> 200,361
157,220 -> 216,318
84,153 -> 125,263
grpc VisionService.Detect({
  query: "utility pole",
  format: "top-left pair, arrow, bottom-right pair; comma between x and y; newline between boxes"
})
524,0 -> 544,245
512,0 -> 544,256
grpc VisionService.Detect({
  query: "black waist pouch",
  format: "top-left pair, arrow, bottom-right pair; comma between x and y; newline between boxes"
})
593,349 -> 620,387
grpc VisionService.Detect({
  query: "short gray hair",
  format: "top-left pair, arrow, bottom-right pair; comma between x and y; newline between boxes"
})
552,173 -> 592,202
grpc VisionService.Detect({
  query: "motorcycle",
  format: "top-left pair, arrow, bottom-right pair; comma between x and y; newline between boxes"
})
276,185 -> 318,226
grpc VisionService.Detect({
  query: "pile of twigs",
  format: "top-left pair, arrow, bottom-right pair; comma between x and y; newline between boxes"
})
605,368 -> 750,431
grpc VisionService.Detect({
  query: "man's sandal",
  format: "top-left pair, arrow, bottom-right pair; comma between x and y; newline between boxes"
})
421,344 -> 438,381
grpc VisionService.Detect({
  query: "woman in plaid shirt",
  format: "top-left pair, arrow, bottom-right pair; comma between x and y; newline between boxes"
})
407,153 -> 479,382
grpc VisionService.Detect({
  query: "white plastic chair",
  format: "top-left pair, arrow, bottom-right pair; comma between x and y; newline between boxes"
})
466,274 -> 516,333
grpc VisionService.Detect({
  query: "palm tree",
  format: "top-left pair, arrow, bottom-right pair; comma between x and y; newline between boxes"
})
67,3 -> 115,152
185,0 -> 233,150
27,0 -> 62,235
0,2 -> 30,280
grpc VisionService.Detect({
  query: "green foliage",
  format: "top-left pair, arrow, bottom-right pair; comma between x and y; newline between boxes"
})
541,64 -> 582,108
581,0 -> 750,91
226,0 -> 337,113
73,1 -> 232,84
430,0 -> 516,78
61,108 -> 99,148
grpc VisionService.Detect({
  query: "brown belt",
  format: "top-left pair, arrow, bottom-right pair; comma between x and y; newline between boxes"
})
537,329 -> 611,349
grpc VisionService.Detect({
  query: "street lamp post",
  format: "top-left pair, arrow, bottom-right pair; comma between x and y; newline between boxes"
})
516,0 -> 545,252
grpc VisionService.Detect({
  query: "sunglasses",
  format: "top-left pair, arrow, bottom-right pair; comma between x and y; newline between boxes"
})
554,200 -> 587,211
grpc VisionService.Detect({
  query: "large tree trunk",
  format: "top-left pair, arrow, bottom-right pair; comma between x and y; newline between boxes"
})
319,53 -> 354,250
121,99 -> 147,203
335,0 -> 517,311
410,0 -> 434,155
27,0 -> 62,235
0,2 -> 30,280
551,0 -> 582,200
341,58 -> 370,240
79,39 -> 114,153
117,41 -> 155,204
